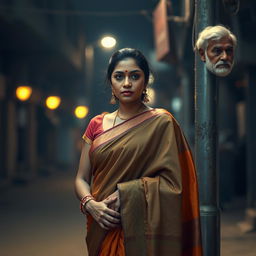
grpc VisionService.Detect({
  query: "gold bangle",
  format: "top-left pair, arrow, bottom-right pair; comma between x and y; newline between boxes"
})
80,195 -> 95,214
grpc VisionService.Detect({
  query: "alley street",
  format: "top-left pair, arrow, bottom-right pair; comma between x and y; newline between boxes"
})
0,171 -> 255,256
0,171 -> 87,256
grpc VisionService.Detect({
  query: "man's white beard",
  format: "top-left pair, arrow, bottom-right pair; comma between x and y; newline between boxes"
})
205,51 -> 234,77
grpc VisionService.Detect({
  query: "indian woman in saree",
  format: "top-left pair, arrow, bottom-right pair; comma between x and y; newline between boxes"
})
75,48 -> 203,256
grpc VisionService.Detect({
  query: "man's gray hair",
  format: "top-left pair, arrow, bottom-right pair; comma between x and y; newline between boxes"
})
195,25 -> 237,51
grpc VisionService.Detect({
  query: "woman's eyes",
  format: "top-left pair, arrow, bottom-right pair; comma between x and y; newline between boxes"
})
131,74 -> 140,80
114,74 -> 123,80
113,73 -> 140,81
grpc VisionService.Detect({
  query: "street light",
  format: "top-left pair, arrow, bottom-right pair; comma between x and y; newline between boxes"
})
16,86 -> 32,101
84,35 -> 117,111
100,36 -> 117,49
74,105 -> 89,119
45,96 -> 61,110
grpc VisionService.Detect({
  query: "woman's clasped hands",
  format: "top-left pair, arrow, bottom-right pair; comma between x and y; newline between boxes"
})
85,190 -> 121,230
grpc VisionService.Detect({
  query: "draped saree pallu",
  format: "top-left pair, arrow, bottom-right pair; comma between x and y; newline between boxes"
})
84,109 -> 203,256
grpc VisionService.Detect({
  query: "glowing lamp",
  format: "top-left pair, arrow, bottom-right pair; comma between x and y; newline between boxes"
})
101,36 -> 116,49
75,106 -> 89,119
16,86 -> 32,101
46,96 -> 61,110
171,97 -> 182,112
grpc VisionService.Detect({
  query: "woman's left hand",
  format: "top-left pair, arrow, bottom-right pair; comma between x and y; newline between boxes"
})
104,190 -> 120,212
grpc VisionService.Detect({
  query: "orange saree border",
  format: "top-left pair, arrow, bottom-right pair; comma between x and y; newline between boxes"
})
156,109 -> 202,254
90,109 -> 168,153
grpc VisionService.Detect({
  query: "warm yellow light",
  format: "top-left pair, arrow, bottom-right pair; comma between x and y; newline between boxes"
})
46,96 -> 61,110
16,86 -> 32,101
101,36 -> 116,49
75,106 -> 89,119
147,88 -> 156,105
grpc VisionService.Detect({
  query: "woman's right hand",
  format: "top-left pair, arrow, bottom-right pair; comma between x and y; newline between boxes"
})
85,197 -> 121,230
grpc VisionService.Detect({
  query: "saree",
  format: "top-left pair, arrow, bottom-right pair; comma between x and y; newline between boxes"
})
84,108 -> 202,256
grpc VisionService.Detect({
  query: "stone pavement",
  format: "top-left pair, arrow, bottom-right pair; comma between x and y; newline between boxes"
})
221,200 -> 256,256
0,171 -> 255,256
0,171 -> 88,256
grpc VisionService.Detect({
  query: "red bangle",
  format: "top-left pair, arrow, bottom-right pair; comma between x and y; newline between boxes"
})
80,195 -> 95,214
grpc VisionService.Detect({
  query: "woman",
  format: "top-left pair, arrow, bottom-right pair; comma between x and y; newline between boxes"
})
75,48 -> 202,256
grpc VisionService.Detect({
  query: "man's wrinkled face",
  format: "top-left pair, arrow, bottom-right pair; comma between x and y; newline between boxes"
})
200,36 -> 234,77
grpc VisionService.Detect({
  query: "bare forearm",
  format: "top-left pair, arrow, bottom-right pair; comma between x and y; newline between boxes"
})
75,178 -> 91,200
75,142 -> 92,200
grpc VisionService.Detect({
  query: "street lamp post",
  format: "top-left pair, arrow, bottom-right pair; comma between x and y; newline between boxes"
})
194,0 -> 219,255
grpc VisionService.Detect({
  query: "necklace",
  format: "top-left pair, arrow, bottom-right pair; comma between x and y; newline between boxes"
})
112,105 -> 147,127
112,110 -> 119,127
117,111 -> 128,120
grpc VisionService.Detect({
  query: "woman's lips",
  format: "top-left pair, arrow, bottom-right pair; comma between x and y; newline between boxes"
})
121,91 -> 133,96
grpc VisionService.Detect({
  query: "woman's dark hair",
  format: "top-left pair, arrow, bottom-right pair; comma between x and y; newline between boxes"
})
106,48 -> 151,85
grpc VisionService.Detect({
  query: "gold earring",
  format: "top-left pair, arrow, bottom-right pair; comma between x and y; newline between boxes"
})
142,89 -> 149,103
110,92 -> 117,104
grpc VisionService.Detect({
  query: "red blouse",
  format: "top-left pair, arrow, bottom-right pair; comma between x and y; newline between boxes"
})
82,113 -> 107,144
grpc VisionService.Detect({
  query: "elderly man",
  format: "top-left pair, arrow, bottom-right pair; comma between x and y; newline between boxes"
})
195,25 -> 237,77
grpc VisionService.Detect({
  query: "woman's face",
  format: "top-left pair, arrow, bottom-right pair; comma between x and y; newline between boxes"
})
111,57 -> 146,104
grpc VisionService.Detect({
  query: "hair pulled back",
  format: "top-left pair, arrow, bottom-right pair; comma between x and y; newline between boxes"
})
107,48 -> 151,85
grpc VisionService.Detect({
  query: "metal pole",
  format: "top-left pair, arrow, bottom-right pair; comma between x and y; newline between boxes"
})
181,68 -> 194,146
194,1 -> 220,255
246,67 -> 256,209
241,67 -> 256,232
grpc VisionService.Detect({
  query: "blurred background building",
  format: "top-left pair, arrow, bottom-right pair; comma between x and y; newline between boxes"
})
0,0 -> 256,251
0,0 -> 174,182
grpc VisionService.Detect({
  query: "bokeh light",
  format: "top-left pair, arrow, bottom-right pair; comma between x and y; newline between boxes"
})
171,97 -> 182,112
74,106 -> 89,119
100,36 -> 116,49
45,96 -> 61,110
16,86 -> 32,101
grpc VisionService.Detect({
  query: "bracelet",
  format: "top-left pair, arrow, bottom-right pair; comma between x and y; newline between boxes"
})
80,194 -> 95,214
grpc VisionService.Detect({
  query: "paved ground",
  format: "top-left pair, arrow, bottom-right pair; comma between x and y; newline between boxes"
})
221,201 -> 256,256
0,171 -> 255,256
0,171 -> 88,256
